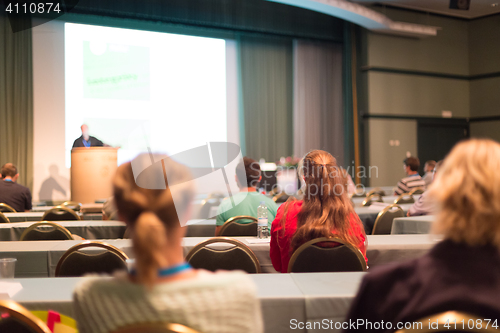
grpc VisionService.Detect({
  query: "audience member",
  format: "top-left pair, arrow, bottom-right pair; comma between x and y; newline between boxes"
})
0,163 -> 32,212
270,150 -> 367,273
407,161 -> 442,217
72,124 -> 104,148
343,139 -> 500,332
394,157 -> 426,195
73,154 -> 263,333
215,157 -> 278,235
422,160 -> 436,186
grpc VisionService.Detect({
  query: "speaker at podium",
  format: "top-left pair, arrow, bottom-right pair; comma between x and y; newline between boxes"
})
71,147 -> 119,204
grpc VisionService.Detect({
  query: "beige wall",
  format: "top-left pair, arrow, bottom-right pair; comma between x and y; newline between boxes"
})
470,120 -> 500,143
366,119 -> 417,187
367,72 -> 469,117
468,15 -> 500,136
361,7 -> 470,186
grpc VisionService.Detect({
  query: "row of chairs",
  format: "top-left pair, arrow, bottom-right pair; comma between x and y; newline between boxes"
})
361,188 -> 424,207
0,205 -> 81,224
216,205 -> 404,237
0,201 -> 82,213
0,299 -> 490,333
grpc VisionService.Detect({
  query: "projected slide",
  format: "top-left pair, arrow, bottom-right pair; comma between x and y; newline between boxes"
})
65,23 -> 227,167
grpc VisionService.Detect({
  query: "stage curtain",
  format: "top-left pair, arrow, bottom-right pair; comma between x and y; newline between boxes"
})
237,35 -> 293,162
293,39 -> 345,167
0,13 -> 33,189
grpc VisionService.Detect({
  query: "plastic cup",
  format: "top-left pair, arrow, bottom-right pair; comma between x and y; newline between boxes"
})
0,258 -> 17,278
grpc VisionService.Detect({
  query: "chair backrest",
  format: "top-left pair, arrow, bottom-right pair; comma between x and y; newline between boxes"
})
288,237 -> 367,273
111,323 -> 200,333
0,203 -> 16,213
61,201 -> 82,212
394,311 -> 498,333
20,221 -> 73,241
219,215 -> 258,237
409,187 -> 425,195
186,237 -> 261,273
42,206 -> 80,221
198,198 -> 221,219
394,193 -> 415,204
362,193 -> 384,206
55,241 -> 128,277
272,192 -> 290,203
366,188 -> 385,197
0,212 -> 10,223
0,300 -> 51,333
372,204 -> 405,235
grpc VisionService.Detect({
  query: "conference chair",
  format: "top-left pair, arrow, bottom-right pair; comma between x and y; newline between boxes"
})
111,323 -> 200,333
366,188 -> 385,197
186,237 -> 261,273
42,206 -> 80,221
409,187 -> 425,195
55,241 -> 128,277
287,237 -> 367,273
20,221 -> 73,241
394,311 -> 498,333
372,204 -> 405,235
272,192 -> 290,203
0,300 -> 51,333
394,193 -> 415,205
0,212 -> 11,223
362,193 -> 384,207
61,201 -> 82,212
198,198 -> 221,219
218,215 -> 258,237
0,203 -> 16,213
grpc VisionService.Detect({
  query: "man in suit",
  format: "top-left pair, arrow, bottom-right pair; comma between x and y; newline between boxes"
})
0,163 -> 32,212
72,124 -> 104,148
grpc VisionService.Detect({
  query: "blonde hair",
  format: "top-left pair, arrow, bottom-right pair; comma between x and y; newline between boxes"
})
430,139 -> 500,249
113,154 -> 195,286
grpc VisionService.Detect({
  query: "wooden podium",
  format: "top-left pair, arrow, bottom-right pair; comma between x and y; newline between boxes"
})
71,147 -> 118,204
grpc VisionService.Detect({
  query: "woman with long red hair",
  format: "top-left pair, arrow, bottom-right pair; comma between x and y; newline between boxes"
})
270,150 -> 367,273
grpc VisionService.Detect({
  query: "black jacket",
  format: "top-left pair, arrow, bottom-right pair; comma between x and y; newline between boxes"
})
343,239 -> 500,332
72,135 -> 104,148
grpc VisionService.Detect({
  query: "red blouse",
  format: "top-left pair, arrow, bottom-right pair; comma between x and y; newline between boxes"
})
270,200 -> 367,273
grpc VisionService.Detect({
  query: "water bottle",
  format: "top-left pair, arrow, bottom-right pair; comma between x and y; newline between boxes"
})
257,201 -> 269,239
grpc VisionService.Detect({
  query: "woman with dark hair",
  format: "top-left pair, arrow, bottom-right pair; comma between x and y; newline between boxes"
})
270,150 -> 367,273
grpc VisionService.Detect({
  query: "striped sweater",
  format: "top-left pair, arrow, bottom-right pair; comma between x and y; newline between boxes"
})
394,174 -> 426,195
73,270 -> 263,333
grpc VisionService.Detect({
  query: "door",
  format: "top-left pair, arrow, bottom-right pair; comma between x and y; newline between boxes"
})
417,120 -> 469,174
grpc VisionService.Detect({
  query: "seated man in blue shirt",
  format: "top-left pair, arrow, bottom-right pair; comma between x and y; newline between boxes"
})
215,157 -> 278,236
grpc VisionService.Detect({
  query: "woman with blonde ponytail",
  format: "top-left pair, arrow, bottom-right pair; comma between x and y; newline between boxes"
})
270,150 -> 367,273
73,154 -> 263,333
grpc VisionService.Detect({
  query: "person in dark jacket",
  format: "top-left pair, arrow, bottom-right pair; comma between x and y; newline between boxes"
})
72,124 -> 104,148
343,139 -> 500,333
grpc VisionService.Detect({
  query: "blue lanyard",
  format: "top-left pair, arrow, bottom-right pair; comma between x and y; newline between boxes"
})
83,139 -> 90,147
130,262 -> 192,278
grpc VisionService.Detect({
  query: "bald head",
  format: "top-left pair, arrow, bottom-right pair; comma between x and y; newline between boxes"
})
1,163 -> 19,181
81,124 -> 89,140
